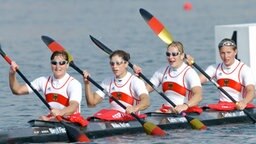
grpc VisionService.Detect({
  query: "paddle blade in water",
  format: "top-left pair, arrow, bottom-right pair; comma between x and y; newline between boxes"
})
61,121 -> 90,142
143,121 -> 166,136
186,117 -> 207,130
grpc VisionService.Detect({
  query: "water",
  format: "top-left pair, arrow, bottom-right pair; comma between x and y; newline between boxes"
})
95,123 -> 256,144
0,0 -> 256,143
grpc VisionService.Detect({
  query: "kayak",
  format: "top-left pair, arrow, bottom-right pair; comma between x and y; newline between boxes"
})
2,108 -> 255,143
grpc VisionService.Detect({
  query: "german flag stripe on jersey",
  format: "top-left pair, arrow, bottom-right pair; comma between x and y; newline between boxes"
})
217,78 -> 242,92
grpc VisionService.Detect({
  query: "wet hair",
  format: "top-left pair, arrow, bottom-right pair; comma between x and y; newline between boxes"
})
50,51 -> 69,61
218,38 -> 237,50
167,41 -> 184,53
109,50 -> 130,61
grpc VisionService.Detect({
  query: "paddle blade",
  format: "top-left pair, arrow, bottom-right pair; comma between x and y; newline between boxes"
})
41,35 -> 73,62
41,35 -> 64,51
185,116 -> 207,130
139,8 -> 173,44
89,35 -> 113,55
143,121 -> 166,136
60,121 -> 90,142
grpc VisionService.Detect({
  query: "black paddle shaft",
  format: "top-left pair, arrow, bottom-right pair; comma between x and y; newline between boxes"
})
0,49 -> 50,108
16,70 -> 51,109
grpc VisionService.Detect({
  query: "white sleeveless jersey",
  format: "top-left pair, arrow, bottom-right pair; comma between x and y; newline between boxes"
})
27,73 -> 82,113
96,72 -> 148,113
150,62 -> 201,106
206,59 -> 255,102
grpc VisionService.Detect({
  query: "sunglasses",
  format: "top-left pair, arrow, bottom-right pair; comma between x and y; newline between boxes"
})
109,61 -> 125,66
51,60 -> 68,65
166,52 -> 180,57
219,41 -> 236,48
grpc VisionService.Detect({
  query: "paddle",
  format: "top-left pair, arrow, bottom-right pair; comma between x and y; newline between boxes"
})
41,35 -> 166,136
89,35 -> 206,130
139,8 -> 174,45
139,8 -> 256,123
0,45 -> 90,143
231,31 -> 239,59
134,9 -> 207,130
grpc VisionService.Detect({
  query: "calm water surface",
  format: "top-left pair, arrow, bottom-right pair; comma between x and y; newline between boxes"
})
0,0 -> 256,143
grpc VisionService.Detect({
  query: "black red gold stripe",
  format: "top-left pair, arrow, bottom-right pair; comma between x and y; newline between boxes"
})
139,8 -> 173,44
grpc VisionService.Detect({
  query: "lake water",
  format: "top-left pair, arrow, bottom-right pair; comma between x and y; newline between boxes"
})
0,0 -> 256,143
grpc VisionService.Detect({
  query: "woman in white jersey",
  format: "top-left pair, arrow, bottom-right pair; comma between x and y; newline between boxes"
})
134,41 -> 203,114
9,51 -> 88,126
83,50 -> 150,121
188,38 -> 255,111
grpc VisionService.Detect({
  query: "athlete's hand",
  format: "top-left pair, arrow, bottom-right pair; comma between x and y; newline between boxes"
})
133,64 -> 142,77
236,100 -> 247,110
51,108 -> 63,117
9,61 -> 18,74
83,70 -> 90,84
185,54 -> 195,66
126,106 -> 139,114
174,104 -> 189,114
